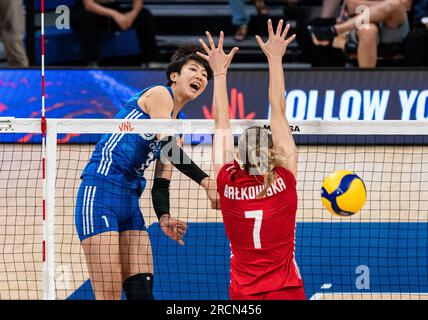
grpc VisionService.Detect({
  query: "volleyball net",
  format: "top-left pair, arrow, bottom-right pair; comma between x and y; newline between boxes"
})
0,118 -> 427,300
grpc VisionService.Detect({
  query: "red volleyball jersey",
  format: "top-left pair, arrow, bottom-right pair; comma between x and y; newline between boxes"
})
217,161 -> 304,296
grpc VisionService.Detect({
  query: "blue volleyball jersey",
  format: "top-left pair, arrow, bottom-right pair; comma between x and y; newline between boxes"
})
81,85 -> 184,190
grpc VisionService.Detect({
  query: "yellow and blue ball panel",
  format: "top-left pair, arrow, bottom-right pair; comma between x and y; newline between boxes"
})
321,171 -> 367,217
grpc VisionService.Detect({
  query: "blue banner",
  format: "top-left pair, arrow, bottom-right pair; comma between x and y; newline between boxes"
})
1,69 -> 427,122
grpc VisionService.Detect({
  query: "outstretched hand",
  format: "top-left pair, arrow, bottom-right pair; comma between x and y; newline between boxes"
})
197,31 -> 239,76
255,19 -> 296,61
159,215 -> 188,246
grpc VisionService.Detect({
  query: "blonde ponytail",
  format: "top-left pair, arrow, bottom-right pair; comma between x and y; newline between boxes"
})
256,148 -> 286,198
238,126 -> 287,198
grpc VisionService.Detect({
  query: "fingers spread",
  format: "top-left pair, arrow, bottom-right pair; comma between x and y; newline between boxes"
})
196,51 -> 209,61
228,47 -> 239,58
286,34 -> 296,45
282,23 -> 290,40
218,31 -> 224,50
267,19 -> 274,37
276,19 -> 283,36
199,38 -> 211,55
206,31 -> 216,50
255,35 -> 264,48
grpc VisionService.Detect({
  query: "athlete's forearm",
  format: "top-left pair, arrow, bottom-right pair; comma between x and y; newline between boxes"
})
268,58 -> 286,117
154,160 -> 173,180
213,73 -> 231,129
212,72 -> 234,172
152,178 -> 170,220
268,58 -> 297,156
152,161 -> 174,220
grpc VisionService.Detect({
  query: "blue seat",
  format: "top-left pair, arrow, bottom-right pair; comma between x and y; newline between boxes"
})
34,26 -> 140,65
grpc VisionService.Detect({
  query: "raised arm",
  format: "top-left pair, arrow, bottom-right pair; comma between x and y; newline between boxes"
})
197,31 -> 239,180
256,19 -> 298,177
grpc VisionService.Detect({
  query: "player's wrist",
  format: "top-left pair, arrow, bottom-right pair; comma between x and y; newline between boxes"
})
200,177 -> 211,190
267,56 -> 283,65
213,72 -> 227,77
159,214 -> 170,225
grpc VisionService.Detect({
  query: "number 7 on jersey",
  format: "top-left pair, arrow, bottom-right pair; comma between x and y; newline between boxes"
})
245,210 -> 263,249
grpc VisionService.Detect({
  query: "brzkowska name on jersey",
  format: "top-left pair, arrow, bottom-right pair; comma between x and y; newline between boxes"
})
223,177 -> 287,200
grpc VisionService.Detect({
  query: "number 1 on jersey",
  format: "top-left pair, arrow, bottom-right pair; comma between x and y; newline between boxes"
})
245,210 -> 263,249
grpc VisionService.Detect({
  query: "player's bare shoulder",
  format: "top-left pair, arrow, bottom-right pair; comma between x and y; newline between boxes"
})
144,85 -> 171,98
138,86 -> 173,115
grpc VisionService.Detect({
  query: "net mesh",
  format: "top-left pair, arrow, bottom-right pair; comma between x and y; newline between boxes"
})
0,134 -> 43,299
1,120 -> 427,300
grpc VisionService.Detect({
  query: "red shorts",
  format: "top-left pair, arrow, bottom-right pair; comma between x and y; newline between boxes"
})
230,286 -> 306,300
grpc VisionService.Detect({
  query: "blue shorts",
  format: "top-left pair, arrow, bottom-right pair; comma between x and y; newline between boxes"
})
75,177 -> 147,242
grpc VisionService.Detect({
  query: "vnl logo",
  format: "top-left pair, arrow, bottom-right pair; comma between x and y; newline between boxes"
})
119,121 -> 135,132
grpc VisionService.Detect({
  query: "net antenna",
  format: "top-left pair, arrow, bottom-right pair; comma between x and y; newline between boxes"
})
39,0 -> 54,301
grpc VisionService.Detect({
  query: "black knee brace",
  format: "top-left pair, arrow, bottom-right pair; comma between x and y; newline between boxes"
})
123,273 -> 154,300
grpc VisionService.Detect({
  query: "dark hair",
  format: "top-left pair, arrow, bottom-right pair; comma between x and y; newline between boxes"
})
238,126 -> 285,198
166,44 -> 213,86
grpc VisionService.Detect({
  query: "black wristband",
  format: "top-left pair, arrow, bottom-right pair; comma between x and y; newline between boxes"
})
159,136 -> 209,185
151,178 -> 170,220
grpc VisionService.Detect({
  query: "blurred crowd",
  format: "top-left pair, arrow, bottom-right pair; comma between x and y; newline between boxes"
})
0,0 -> 427,68
0,0 -> 29,67
308,0 -> 428,67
